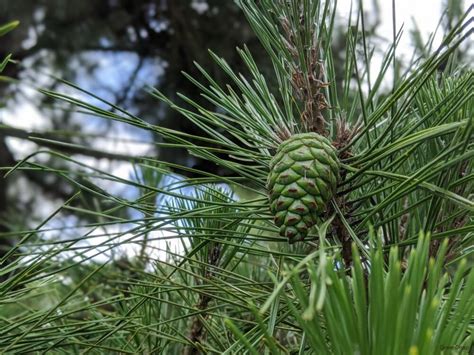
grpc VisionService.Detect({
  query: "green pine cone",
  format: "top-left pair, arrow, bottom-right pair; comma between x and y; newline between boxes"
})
267,133 -> 340,243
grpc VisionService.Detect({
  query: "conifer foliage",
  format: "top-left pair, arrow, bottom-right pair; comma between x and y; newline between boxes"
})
1,1 -> 473,353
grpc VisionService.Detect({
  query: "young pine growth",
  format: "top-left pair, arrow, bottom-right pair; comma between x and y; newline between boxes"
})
267,133 -> 339,242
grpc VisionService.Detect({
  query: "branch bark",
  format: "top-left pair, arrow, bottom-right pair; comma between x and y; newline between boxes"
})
0,125 -> 147,161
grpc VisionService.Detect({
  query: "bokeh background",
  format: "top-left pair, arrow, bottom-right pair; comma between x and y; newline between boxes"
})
0,0 -> 468,262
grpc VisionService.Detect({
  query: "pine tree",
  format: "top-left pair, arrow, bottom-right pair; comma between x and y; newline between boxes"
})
1,1 -> 473,353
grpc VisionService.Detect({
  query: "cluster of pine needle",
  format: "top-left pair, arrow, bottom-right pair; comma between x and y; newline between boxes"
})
0,1 -> 472,353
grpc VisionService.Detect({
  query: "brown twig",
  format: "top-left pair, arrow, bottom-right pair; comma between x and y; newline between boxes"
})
184,242 -> 222,355
330,118 -> 362,267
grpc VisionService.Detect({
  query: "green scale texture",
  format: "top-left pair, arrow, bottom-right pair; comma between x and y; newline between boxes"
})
267,133 -> 340,243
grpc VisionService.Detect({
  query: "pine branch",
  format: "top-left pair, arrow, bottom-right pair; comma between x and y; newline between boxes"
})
0,125 -> 146,161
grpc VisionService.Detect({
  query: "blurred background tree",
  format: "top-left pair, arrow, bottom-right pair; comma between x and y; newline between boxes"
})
0,0 -> 469,263
0,0 -> 271,258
